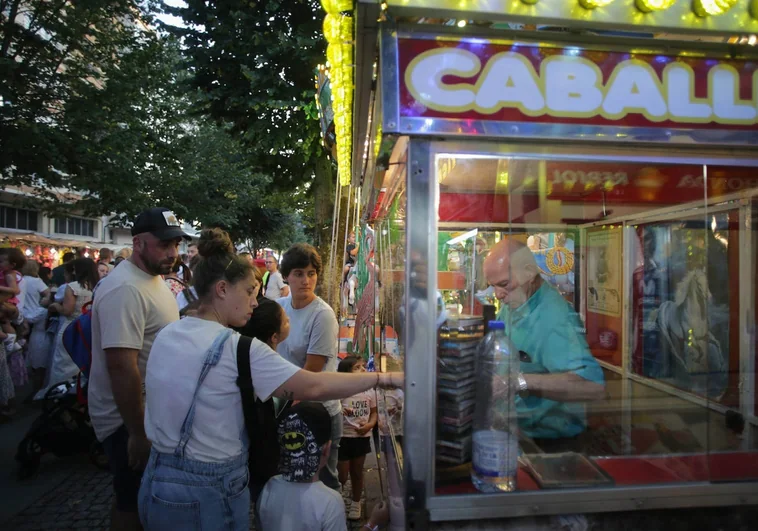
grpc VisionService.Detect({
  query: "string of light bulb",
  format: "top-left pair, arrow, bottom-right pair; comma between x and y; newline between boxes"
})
321,0 -> 355,186
530,0 -> 750,18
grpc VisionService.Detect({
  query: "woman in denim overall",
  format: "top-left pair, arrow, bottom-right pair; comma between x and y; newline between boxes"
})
138,228 -> 402,530
139,329 -> 250,529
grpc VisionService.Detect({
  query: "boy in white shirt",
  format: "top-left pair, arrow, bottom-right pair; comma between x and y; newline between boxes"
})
256,402 -> 346,531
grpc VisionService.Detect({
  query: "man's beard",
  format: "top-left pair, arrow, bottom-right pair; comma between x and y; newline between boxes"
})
140,250 -> 172,276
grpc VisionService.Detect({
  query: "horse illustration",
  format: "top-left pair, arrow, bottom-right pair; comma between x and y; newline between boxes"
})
653,269 -> 726,395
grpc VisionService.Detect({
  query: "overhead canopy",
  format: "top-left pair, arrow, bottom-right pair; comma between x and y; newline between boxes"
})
0,231 -> 127,250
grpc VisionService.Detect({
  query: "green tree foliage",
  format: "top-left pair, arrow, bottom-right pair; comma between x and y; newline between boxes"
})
162,0 -> 326,185
1,0 -> 323,252
1,0 -> 144,205
161,0 -> 335,249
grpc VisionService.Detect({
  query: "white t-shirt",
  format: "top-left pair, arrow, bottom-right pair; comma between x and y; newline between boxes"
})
276,295 -> 340,417
88,260 -> 180,442
145,318 -> 299,462
264,271 -> 286,300
256,475 -> 346,531
342,390 -> 377,438
21,276 -> 48,322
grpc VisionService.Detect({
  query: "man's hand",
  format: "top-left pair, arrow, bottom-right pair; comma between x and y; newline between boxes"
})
343,407 -> 354,416
127,434 -> 152,471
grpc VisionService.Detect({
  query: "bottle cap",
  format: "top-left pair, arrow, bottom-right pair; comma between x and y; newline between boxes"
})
488,320 -> 505,330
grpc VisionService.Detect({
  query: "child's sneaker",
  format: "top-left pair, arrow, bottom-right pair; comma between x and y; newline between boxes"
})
348,502 -> 362,520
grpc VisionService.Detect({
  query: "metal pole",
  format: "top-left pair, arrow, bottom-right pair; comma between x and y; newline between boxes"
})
342,184 -> 354,313
328,179 -> 342,308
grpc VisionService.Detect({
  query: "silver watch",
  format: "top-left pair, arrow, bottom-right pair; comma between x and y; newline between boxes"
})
517,373 -> 528,395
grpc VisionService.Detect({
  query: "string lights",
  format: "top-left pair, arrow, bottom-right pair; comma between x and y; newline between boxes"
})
635,0 -> 676,12
693,0 -> 739,16
321,0 -> 355,186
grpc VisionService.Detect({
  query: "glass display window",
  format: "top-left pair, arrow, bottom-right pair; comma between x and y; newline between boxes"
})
420,143 -> 758,499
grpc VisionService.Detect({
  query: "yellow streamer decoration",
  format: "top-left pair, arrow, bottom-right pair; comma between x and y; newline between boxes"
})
322,4 -> 354,186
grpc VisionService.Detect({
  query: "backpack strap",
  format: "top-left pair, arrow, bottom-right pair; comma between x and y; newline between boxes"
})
183,287 -> 197,303
236,335 -> 261,435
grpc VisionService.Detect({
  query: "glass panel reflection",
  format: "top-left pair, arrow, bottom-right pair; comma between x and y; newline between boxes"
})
432,153 -> 758,494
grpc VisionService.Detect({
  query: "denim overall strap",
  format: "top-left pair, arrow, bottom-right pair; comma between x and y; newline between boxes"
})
174,328 -> 234,458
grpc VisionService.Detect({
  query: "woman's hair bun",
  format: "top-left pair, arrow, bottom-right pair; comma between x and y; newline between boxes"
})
198,228 -> 234,258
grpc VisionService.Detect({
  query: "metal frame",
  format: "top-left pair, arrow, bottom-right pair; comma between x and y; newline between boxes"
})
372,0 -> 758,36
379,27 -> 758,146
400,138 -> 758,522
403,138 -> 437,524
352,1 -> 381,187
738,198 -> 756,447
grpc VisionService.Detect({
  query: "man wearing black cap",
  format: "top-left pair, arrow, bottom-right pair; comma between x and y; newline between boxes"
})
88,207 -> 190,531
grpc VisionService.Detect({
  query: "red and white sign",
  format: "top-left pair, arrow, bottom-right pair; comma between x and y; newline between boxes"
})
545,163 -> 758,204
399,38 -> 758,130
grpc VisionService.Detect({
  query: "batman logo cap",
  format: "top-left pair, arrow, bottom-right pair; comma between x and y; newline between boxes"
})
278,402 -> 332,482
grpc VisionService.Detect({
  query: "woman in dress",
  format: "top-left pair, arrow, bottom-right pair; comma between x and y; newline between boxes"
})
44,258 -> 99,391
21,261 -> 52,392
164,257 -> 191,298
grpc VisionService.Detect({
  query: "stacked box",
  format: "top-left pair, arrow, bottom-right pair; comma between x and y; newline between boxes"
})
436,316 -> 484,465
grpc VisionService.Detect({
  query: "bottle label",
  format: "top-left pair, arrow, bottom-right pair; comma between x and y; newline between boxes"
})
472,430 -> 518,478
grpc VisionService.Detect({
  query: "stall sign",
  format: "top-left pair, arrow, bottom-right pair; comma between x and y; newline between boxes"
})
546,163 -> 758,204
399,38 -> 758,131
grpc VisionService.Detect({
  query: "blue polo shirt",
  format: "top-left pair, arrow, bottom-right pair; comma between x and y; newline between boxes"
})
498,282 -> 604,439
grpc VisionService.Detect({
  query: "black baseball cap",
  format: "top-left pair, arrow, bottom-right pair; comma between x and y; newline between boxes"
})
131,207 -> 191,240
278,402 -> 332,482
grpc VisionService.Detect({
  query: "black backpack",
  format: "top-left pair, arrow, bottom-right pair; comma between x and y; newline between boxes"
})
236,335 -> 285,485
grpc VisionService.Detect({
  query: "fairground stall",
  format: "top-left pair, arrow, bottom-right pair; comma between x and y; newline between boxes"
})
321,0 -> 758,528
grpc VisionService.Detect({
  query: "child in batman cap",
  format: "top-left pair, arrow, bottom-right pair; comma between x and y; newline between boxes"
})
277,402 -> 333,482
257,402 -> 347,531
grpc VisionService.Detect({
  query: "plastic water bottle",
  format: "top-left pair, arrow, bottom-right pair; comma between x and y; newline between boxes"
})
471,321 -> 519,492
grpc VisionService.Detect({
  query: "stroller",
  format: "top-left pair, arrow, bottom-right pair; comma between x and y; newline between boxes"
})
15,377 -> 109,479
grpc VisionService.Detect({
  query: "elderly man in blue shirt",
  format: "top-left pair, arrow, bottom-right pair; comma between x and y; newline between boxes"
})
483,237 -> 606,452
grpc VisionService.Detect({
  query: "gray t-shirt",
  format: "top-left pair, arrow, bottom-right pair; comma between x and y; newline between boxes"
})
276,295 -> 340,416
89,260 -> 180,441
264,270 -> 286,300
257,475 -> 346,531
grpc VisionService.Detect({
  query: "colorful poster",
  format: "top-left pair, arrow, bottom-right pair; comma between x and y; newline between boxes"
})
632,218 -> 730,400
528,232 -> 576,306
587,228 -> 622,318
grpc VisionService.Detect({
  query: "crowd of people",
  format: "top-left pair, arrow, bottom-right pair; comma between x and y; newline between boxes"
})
0,244 -> 135,415
0,207 -> 400,531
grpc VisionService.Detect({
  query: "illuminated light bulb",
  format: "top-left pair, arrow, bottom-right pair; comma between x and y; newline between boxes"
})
578,0 -> 615,8
24,248 -> 32,257
693,0 -> 738,17
635,0 -> 675,12
320,0 -> 352,14
84,252 -> 90,258
750,35 -> 757,46
456,20 -> 467,27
